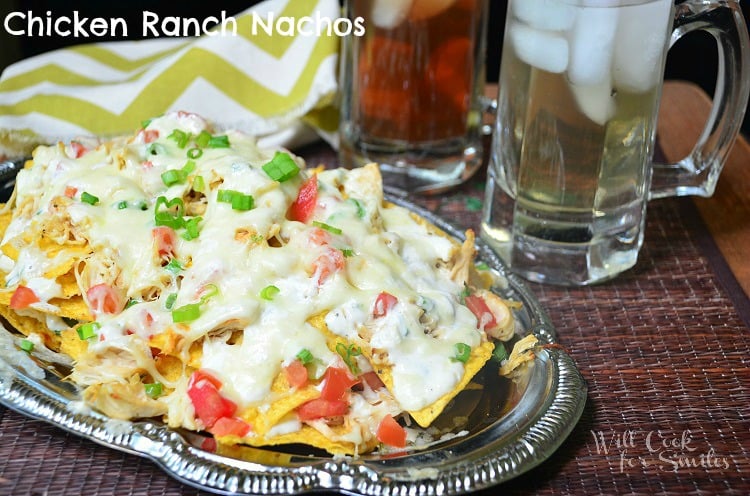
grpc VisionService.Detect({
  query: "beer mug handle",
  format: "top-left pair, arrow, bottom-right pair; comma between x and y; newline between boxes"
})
649,0 -> 750,199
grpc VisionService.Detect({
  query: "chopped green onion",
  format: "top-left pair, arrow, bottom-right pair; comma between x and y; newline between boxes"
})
347,198 -> 366,218
125,299 -> 140,309
312,221 -> 342,235
144,382 -> 163,399
141,119 -> 152,128
217,189 -> 254,211
168,129 -> 190,149
161,169 -> 186,187
117,201 -> 128,210
199,284 -> 219,303
137,200 -> 148,211
192,175 -> 205,193
336,342 -> 362,375
262,152 -> 300,182
77,322 -> 100,340
154,196 -> 185,229
181,217 -> 202,241
81,192 -> 99,205
187,147 -> 203,159
172,303 -> 201,323
161,161 -> 196,187
165,293 -> 177,310
452,342 -> 471,363
475,262 -> 490,271
260,285 -> 280,301
492,342 -> 508,363
340,248 -> 355,257
195,130 -> 211,148
208,135 -> 230,148
165,258 -> 183,274
296,348 -> 314,365
459,285 -> 471,303
19,339 -> 34,353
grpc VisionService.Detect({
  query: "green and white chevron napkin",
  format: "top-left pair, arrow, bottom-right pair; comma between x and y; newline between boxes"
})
0,0 -> 340,160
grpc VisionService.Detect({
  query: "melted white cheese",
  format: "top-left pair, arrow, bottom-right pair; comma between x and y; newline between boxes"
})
3,112 -> 489,425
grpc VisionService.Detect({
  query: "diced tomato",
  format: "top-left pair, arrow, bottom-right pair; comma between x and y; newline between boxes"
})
9,286 -> 39,309
376,415 -> 407,448
210,416 -> 251,438
143,129 -> 159,143
86,283 -> 124,315
189,369 -> 223,389
284,359 -> 309,389
64,186 -> 78,198
69,141 -> 87,158
320,366 -> 360,402
187,370 -> 237,428
372,292 -> 398,318
288,175 -> 318,223
464,295 -> 497,330
308,227 -> 332,246
361,371 -> 385,390
152,226 -> 177,259
311,247 -> 345,286
296,398 -> 348,421
142,160 -> 154,169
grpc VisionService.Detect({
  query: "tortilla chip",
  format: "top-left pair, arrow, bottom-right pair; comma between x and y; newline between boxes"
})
0,304 -> 62,350
60,327 -> 89,360
307,311 -> 495,429
406,340 -> 494,427
47,295 -> 92,321
240,424 -> 368,456
56,270 -> 82,298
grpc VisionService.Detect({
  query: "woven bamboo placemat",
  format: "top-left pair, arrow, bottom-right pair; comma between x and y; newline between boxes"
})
1,145 -> 748,495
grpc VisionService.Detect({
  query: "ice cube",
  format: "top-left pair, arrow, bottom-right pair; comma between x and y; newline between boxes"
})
570,80 -> 616,126
511,0 -> 576,31
510,22 -> 569,74
612,0 -> 672,93
567,6 -> 619,86
370,0 -> 413,29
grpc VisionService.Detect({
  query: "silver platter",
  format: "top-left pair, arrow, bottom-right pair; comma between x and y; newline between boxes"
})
0,171 -> 587,495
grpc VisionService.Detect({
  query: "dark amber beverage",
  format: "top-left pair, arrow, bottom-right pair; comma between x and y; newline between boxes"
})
339,0 -> 488,194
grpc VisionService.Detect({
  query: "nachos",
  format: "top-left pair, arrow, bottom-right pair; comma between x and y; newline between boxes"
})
0,113 -> 526,455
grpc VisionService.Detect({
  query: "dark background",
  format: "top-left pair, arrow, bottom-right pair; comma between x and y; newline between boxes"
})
1,0 -> 748,135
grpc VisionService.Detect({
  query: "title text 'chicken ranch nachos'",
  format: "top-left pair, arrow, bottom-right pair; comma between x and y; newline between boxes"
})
0,113 -> 535,456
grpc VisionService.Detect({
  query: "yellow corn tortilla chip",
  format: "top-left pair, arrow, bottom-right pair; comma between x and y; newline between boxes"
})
60,327 -> 88,360
240,383 -> 320,437
0,209 -> 13,237
307,312 -> 495,429
0,304 -> 61,350
405,340 -> 494,428
238,423 -> 373,456
47,295 -> 92,321
57,270 -> 82,298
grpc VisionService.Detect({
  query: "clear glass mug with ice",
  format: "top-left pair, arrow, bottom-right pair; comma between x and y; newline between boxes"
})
481,0 -> 750,286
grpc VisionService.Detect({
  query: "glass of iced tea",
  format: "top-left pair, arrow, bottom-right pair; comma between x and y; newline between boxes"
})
482,0 -> 749,286
338,0 -> 489,194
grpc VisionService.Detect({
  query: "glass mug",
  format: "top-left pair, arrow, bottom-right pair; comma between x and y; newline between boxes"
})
481,0 -> 750,286
338,0 -> 489,195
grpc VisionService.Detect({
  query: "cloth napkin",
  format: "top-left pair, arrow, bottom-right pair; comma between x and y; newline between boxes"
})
0,0 -> 340,160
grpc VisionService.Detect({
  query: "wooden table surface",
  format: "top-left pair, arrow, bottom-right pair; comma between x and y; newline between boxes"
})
658,80 -> 750,298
